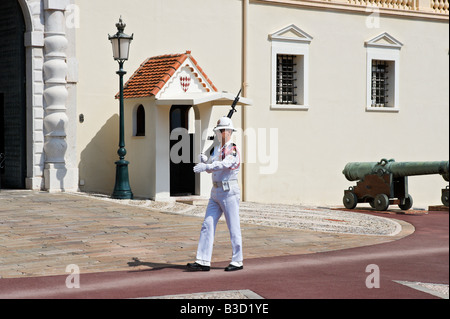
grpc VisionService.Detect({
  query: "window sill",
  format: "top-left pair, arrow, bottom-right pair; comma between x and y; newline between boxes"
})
366,106 -> 399,113
271,104 -> 309,111
132,135 -> 146,139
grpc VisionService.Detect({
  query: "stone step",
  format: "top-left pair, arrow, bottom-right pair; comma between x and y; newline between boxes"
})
174,196 -> 209,206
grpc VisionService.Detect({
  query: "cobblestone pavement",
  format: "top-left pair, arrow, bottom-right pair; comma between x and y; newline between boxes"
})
142,289 -> 263,299
98,194 -> 405,236
0,190 -> 413,279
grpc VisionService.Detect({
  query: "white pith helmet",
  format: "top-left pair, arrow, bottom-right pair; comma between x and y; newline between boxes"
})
213,116 -> 236,132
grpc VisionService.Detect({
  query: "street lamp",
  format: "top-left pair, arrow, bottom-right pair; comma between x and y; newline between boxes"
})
109,17 -> 133,199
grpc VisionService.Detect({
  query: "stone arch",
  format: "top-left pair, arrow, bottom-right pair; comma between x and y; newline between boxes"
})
17,0 -> 34,32
16,0 -> 45,189
1,0 -> 28,188
13,0 -> 78,191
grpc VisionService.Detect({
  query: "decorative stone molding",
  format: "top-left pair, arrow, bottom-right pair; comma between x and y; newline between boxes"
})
365,32 -> 403,112
431,0 -> 449,13
251,0 -> 449,20
20,0 -> 46,190
269,25 -> 312,110
42,0 -> 74,191
17,0 -> 78,192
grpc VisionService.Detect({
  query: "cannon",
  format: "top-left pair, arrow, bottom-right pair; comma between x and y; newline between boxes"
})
342,159 -> 449,211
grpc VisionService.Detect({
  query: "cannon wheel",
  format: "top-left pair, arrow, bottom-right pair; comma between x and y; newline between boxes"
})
398,194 -> 413,210
343,192 -> 358,209
373,194 -> 389,211
442,188 -> 449,207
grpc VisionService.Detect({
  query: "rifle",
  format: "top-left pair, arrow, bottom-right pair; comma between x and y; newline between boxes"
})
200,88 -> 242,160
227,88 -> 242,119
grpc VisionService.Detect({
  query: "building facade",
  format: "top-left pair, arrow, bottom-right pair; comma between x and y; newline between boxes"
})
1,0 -> 448,208
1,0 -> 78,192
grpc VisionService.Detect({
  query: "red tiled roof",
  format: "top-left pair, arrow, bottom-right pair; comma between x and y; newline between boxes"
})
119,51 -> 218,99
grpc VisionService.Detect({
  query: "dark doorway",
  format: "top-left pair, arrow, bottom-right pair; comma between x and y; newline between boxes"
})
0,94 -> 5,185
169,105 -> 195,196
0,0 -> 27,189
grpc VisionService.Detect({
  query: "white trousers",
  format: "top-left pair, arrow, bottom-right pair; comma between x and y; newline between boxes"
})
196,185 -> 243,266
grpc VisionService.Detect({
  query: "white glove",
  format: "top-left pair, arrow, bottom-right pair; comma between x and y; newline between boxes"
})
193,163 -> 208,173
198,154 -> 208,163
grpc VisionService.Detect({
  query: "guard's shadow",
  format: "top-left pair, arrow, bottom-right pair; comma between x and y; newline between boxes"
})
127,257 -> 223,272
127,257 -> 187,272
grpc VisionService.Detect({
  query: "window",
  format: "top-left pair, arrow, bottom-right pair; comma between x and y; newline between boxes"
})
371,60 -> 393,107
270,25 -> 312,110
135,104 -> 145,136
365,33 -> 403,112
276,55 -> 298,105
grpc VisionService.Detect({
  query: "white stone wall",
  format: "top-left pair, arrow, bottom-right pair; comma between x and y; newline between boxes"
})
73,0 -> 448,208
20,0 -> 78,192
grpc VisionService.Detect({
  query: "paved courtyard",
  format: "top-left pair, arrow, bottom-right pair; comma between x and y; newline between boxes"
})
0,190 -> 413,279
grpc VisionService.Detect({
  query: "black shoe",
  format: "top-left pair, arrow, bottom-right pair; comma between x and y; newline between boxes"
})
186,262 -> 210,272
224,264 -> 243,272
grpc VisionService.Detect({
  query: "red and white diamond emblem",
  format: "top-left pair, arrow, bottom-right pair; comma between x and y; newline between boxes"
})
180,75 -> 191,92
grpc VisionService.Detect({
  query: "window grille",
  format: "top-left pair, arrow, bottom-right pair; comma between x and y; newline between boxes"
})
276,55 -> 297,105
371,60 -> 389,107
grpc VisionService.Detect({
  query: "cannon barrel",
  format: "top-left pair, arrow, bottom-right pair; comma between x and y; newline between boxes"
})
343,159 -> 449,182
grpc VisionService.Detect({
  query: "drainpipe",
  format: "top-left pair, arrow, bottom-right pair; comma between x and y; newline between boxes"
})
242,0 -> 249,98
241,0 -> 249,201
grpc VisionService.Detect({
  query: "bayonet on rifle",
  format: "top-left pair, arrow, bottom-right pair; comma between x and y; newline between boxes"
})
227,88 -> 242,119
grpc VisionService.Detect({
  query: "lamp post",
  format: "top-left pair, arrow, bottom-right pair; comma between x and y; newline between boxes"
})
109,17 -> 133,199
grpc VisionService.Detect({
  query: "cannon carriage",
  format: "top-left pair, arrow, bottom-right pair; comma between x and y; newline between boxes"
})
342,159 -> 449,211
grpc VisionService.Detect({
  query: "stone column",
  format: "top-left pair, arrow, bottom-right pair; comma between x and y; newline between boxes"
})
43,0 -> 74,191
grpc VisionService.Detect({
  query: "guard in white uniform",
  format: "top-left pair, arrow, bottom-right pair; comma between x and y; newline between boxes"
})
187,117 -> 243,272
